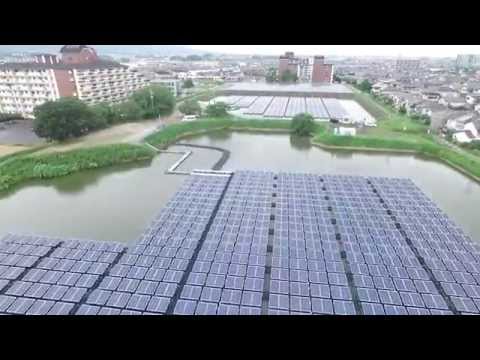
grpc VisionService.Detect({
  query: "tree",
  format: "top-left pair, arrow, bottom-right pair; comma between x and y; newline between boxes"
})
205,102 -> 230,117
131,85 -> 176,118
33,98 -> 98,141
183,78 -> 194,89
280,69 -> 298,83
178,99 -> 201,115
111,100 -> 143,122
399,105 -> 407,114
357,79 -> 372,93
91,102 -> 118,125
265,67 -> 278,83
291,113 -> 315,136
186,55 -> 203,62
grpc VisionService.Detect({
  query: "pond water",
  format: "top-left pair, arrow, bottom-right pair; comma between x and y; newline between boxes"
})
1,130 -> 479,243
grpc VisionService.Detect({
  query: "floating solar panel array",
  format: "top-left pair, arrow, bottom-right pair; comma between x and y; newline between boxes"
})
263,97 -> 289,118
234,96 -> 258,108
284,97 -> 306,118
244,97 -> 273,115
1,170 -> 479,315
305,98 -> 329,119
0,235 -> 125,315
322,98 -> 349,119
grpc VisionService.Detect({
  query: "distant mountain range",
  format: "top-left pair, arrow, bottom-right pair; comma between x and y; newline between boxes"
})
0,45 -> 213,57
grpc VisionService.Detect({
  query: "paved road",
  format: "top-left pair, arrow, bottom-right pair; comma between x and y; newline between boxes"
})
0,120 -> 43,145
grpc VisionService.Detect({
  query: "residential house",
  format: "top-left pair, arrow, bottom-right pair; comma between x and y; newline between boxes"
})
437,85 -> 460,99
452,118 -> 480,143
445,113 -> 476,132
415,101 -> 446,118
435,110 -> 473,132
438,96 -> 469,110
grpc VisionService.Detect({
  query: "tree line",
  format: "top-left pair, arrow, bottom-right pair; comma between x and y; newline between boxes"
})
33,85 -> 175,141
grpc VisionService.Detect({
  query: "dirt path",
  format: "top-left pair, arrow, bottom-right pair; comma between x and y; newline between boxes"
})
0,144 -> 30,157
36,111 -> 183,155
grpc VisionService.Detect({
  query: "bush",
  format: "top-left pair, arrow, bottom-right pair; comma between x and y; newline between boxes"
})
0,113 -> 23,122
205,102 -> 230,117
291,113 -> 315,136
178,99 -> 202,115
131,85 -> 176,118
33,98 -> 98,141
111,100 -> 143,122
265,67 -> 278,83
183,79 -> 194,88
91,103 -> 118,125
280,69 -> 298,83
356,79 -> 372,93
0,144 -> 155,192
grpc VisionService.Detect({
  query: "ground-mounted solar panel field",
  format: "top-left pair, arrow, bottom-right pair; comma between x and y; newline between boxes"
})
263,97 -> 290,118
214,96 -> 374,123
1,170 -> 479,315
305,98 -> 329,119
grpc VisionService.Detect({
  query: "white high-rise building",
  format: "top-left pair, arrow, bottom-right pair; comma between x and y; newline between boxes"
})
0,45 -> 148,118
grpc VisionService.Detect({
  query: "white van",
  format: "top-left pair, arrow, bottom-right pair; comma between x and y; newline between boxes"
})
182,115 -> 198,122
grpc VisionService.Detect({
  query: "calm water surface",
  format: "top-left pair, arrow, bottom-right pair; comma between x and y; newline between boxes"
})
1,131 -> 479,242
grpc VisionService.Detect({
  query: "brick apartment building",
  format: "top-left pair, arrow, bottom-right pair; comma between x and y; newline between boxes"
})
278,52 -> 333,83
278,52 -> 300,80
311,56 -> 334,83
0,45 -> 147,118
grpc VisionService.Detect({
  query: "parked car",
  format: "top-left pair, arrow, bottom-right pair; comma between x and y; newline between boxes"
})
182,115 -> 198,122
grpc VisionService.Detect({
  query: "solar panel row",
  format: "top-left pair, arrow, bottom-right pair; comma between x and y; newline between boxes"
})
263,97 -> 290,118
243,97 -> 273,115
305,98 -> 329,119
284,97 -> 306,118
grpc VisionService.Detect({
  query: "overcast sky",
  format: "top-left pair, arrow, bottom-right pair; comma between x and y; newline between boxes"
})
188,45 -> 480,58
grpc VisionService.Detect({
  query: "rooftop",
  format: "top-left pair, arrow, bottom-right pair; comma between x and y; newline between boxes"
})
60,45 -> 90,53
0,60 -> 126,71
0,170 -> 479,315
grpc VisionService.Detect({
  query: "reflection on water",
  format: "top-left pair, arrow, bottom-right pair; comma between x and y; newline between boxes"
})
289,135 -> 311,151
1,130 -> 479,242
330,150 -> 354,160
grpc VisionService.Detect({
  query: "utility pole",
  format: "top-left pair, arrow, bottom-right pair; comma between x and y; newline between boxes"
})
150,88 -> 154,115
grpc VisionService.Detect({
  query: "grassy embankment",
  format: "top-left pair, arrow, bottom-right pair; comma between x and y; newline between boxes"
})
0,117 -> 291,192
312,91 -> 480,180
0,143 -> 155,192
144,117 -> 292,148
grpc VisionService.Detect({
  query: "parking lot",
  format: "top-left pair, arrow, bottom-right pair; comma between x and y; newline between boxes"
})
0,119 -> 43,146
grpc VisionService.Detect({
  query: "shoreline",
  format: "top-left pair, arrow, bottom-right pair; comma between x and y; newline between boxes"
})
3,119 -> 480,192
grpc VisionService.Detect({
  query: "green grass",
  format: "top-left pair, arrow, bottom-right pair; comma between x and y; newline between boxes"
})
353,91 -> 388,120
0,143 -> 155,192
0,144 -> 50,165
145,118 -> 233,148
144,116 -> 293,148
311,89 -> 480,179
314,131 -> 480,178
